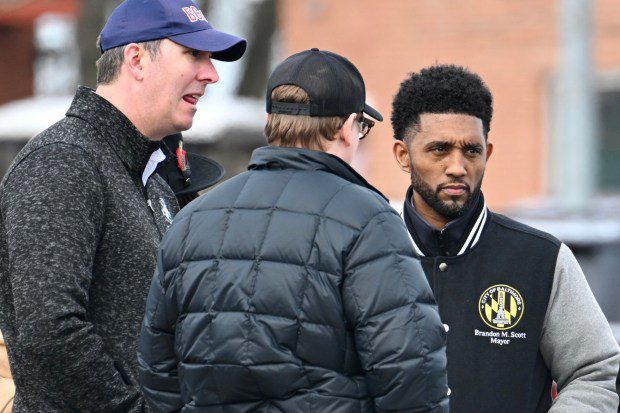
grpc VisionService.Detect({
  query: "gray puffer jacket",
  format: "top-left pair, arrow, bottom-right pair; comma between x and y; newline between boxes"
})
138,146 -> 449,412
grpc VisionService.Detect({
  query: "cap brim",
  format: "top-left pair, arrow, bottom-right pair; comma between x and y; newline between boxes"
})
169,29 -> 247,62
363,103 -> 383,122
157,152 -> 225,197
176,153 -> 225,196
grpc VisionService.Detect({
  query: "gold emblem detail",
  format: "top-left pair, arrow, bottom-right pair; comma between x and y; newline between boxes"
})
478,284 -> 524,330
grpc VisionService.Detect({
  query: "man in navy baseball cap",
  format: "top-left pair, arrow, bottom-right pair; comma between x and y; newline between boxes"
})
99,0 -> 246,61
95,0 -> 247,141
0,2 -> 246,412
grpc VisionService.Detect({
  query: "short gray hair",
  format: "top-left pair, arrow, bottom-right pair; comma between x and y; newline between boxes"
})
95,37 -> 163,85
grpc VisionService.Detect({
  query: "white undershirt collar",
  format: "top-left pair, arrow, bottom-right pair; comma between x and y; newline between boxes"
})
142,149 -> 167,186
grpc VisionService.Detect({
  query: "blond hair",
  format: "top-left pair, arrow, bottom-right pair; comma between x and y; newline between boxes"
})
264,85 -> 344,150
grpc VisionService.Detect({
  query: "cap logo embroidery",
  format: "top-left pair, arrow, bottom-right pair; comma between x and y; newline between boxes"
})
182,6 -> 207,23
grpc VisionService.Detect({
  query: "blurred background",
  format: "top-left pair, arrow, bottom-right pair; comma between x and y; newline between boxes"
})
0,0 -> 619,337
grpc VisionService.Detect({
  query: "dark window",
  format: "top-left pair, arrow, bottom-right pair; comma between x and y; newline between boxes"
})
598,90 -> 620,190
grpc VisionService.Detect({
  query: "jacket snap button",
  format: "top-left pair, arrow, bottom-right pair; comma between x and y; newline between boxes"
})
439,262 -> 448,272
443,323 -> 449,332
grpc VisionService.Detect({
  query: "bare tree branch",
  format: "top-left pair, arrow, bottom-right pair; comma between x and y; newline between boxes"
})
236,0 -> 276,98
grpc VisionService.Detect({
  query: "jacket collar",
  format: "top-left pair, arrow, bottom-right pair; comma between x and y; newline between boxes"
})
403,186 -> 488,257
248,146 -> 388,202
65,86 -> 160,174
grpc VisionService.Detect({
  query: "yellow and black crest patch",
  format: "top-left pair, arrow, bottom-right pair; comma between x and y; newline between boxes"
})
478,284 -> 524,330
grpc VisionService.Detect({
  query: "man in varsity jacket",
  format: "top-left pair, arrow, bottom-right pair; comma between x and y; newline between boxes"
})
391,64 -> 619,412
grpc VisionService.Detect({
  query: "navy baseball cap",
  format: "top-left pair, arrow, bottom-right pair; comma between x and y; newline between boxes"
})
99,0 -> 247,62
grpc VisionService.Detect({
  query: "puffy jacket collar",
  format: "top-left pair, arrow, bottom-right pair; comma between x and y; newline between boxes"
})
248,146 -> 388,202
66,86 -> 160,174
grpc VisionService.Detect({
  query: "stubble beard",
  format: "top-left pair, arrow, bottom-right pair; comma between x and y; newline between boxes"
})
410,165 -> 482,221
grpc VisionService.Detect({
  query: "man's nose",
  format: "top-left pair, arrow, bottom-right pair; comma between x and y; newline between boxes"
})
199,58 -> 219,84
445,152 -> 467,177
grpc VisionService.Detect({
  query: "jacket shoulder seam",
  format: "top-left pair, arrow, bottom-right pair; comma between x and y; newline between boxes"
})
490,213 -> 561,247
4,141 -> 104,194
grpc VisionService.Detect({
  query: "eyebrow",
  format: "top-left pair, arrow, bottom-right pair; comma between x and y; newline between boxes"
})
423,140 -> 484,150
463,142 -> 484,150
424,140 -> 451,150
182,46 -> 212,56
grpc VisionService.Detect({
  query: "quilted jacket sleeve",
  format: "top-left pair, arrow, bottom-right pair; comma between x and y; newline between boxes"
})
138,214 -> 189,412
343,210 -> 449,413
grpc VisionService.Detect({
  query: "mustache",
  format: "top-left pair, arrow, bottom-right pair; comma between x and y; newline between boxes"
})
436,180 -> 471,192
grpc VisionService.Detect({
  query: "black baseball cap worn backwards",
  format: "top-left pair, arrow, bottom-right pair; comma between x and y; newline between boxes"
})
266,48 -> 383,121
156,134 -> 225,196
99,0 -> 247,62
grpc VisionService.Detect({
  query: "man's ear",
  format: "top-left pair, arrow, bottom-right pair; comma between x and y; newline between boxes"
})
123,43 -> 145,81
393,139 -> 411,173
339,113 -> 358,147
485,141 -> 494,162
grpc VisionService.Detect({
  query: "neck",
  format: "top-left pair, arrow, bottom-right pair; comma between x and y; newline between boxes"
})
96,83 -> 162,140
325,139 -> 353,165
411,191 -> 450,229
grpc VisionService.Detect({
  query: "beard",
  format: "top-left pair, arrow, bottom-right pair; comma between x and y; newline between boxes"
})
410,165 -> 482,221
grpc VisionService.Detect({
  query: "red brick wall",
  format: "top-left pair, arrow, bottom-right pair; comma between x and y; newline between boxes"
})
0,0 -> 79,25
0,0 -> 80,105
0,24 -> 34,105
277,0 -> 620,208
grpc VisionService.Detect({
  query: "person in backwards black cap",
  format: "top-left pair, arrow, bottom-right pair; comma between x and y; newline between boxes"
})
156,134 -> 225,209
139,48 -> 449,412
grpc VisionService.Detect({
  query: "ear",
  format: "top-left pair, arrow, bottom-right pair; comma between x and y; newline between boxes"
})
392,139 -> 411,173
339,113 -> 358,147
485,141 -> 494,162
265,112 -> 269,122
123,43 -> 145,81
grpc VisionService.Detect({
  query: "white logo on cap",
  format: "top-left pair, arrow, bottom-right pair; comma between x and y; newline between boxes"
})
182,6 -> 207,23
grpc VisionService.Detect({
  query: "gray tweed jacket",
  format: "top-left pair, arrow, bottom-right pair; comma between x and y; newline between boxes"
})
0,87 -> 178,412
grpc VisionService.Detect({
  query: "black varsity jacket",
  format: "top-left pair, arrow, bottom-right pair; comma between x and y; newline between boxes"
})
403,187 -> 559,412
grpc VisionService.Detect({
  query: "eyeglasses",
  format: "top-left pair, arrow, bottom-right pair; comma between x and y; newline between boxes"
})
357,114 -> 375,140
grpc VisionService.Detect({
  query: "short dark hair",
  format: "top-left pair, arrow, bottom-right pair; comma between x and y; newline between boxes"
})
95,37 -> 162,85
391,64 -> 493,141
